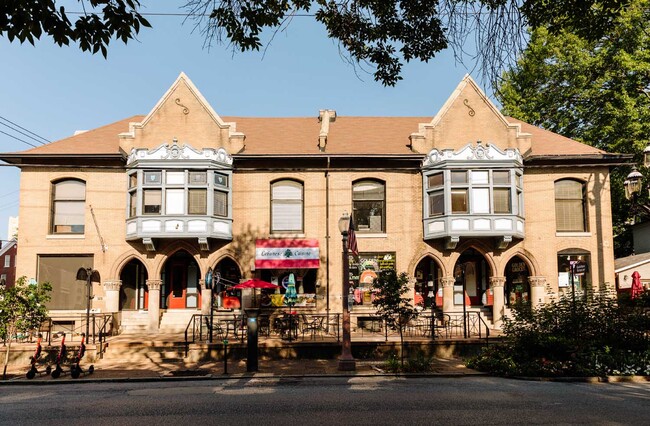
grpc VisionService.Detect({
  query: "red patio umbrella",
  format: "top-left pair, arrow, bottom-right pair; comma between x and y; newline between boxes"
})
231,279 -> 279,290
231,279 -> 279,307
631,271 -> 644,299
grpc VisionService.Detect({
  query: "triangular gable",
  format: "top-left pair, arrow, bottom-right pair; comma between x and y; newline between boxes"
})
118,72 -> 244,153
410,75 -> 531,155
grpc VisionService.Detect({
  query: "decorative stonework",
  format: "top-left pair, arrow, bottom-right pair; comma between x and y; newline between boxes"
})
463,99 -> 475,117
199,279 -> 208,291
174,98 -> 189,115
422,141 -> 523,168
103,280 -> 122,291
146,279 -> 163,291
528,276 -> 547,288
441,277 -> 456,288
127,141 -> 233,166
489,276 -> 506,288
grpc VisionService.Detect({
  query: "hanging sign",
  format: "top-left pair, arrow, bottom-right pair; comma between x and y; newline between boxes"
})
255,239 -> 320,269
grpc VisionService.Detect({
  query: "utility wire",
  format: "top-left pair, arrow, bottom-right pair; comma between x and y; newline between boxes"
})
0,116 -> 49,144
0,129 -> 40,148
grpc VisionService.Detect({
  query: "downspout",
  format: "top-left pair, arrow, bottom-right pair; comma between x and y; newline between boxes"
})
325,156 -> 331,319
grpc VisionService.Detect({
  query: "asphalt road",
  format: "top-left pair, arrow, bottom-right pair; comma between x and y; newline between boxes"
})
2,376 -> 649,425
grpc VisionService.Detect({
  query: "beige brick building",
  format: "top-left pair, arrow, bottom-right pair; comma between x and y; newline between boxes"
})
0,73 -> 629,333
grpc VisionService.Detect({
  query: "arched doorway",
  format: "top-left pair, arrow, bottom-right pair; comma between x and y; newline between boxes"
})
505,256 -> 531,306
119,259 -> 148,310
414,256 -> 443,308
162,250 -> 201,309
214,257 -> 242,309
453,248 -> 491,306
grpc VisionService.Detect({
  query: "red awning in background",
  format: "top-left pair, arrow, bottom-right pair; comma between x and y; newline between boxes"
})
255,239 -> 320,269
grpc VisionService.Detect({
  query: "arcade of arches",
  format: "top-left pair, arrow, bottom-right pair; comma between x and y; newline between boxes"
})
414,248 -> 547,327
102,247 -> 548,331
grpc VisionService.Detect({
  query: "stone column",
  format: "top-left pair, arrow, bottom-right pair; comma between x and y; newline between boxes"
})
441,277 -> 456,314
200,279 -> 212,316
146,279 -> 162,332
529,276 -> 547,308
103,280 -> 122,313
489,276 -> 506,328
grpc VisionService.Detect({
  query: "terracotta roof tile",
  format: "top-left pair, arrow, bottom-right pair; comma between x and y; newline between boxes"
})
11,116 -> 144,156
507,117 -> 606,156
6,114 -> 607,158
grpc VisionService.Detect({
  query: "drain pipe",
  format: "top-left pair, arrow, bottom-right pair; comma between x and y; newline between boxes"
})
325,156 -> 331,324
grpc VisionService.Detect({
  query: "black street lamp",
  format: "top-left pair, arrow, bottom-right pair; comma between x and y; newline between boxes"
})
624,143 -> 650,214
337,212 -> 356,371
205,267 -> 214,343
76,267 -> 100,341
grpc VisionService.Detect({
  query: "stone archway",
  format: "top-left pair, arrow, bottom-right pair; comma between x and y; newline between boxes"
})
414,256 -> 444,308
119,258 -> 149,311
452,248 -> 493,308
504,255 -> 531,306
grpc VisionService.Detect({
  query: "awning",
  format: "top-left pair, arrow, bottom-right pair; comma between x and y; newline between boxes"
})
255,239 -> 320,269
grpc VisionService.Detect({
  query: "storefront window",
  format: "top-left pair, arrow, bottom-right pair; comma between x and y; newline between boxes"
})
557,251 -> 591,294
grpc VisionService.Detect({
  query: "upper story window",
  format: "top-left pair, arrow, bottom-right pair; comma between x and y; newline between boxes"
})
4,255 -> 10,268
129,169 -> 231,217
426,169 -> 517,217
353,180 -> 385,233
555,179 -> 587,232
271,180 -> 303,233
50,179 -> 86,234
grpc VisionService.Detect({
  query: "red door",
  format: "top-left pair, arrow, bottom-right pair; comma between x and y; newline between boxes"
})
168,263 -> 187,309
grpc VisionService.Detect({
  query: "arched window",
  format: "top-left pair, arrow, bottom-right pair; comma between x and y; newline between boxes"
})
353,180 -> 385,233
557,249 -> 591,294
555,179 -> 587,232
271,180 -> 303,233
50,179 -> 86,234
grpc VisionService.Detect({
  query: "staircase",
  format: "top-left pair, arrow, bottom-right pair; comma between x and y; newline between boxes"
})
159,309 -> 200,333
119,311 -> 150,334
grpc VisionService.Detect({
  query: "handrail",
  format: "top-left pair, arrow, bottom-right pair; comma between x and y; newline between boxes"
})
39,314 -> 114,346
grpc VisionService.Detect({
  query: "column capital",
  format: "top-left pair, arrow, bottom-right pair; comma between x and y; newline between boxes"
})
489,276 -> 506,287
199,279 -> 207,290
147,279 -> 163,291
528,276 -> 547,288
441,276 -> 455,288
103,280 -> 122,291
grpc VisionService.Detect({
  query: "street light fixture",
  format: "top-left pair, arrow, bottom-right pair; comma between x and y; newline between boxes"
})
337,212 -> 356,371
76,267 -> 100,341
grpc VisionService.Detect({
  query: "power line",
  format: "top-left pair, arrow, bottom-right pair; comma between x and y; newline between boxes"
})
0,129 -> 40,148
0,116 -> 49,144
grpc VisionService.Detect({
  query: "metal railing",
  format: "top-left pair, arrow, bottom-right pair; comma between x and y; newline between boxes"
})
185,311 -> 342,346
39,313 -> 115,355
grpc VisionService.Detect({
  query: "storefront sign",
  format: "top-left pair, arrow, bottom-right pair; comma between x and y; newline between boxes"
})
255,239 -> 320,269
349,252 -> 396,286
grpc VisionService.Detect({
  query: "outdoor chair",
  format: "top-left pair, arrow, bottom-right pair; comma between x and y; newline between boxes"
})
301,316 -> 325,340
203,316 -> 225,340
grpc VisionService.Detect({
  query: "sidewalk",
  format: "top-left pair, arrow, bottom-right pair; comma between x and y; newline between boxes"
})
3,355 -> 481,383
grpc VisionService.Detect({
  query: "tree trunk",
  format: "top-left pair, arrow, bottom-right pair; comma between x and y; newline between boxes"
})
2,325 -> 15,380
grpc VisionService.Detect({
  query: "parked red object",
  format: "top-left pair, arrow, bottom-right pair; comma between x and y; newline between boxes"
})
231,279 -> 279,289
631,271 -> 644,299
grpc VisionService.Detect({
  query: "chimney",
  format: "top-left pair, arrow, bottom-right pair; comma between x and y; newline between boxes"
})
318,109 -> 336,152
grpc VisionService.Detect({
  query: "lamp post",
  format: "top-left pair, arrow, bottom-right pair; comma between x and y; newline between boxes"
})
338,212 -> 356,371
76,267 -> 99,341
205,267 -> 214,343
624,142 -> 650,213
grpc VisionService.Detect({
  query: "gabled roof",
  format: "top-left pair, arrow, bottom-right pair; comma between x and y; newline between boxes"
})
0,239 -> 16,257
0,113 -> 623,158
0,74 -> 628,161
615,252 -> 650,273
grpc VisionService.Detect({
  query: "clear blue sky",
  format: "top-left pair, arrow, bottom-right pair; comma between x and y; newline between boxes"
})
0,7 -> 489,242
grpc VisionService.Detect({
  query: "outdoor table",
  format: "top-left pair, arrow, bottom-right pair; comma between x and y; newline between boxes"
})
279,313 -> 299,340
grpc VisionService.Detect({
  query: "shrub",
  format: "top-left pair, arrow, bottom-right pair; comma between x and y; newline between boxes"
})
466,293 -> 650,377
